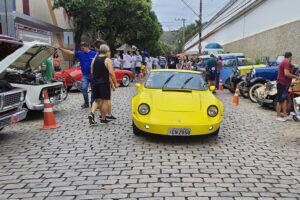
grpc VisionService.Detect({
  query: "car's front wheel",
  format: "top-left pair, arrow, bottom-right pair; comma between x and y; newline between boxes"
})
132,122 -> 144,136
239,81 -> 249,98
122,75 -> 130,87
249,83 -> 264,103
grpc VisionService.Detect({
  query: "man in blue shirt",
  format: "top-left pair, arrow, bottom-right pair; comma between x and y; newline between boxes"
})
58,42 -> 97,108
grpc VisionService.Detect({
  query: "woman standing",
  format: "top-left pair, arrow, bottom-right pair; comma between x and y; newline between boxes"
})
88,44 -> 118,125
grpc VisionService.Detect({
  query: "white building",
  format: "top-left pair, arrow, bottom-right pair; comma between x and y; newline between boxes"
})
184,0 -> 300,62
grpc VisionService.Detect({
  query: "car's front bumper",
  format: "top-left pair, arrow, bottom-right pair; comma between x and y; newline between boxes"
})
132,117 -> 222,136
32,96 -> 64,110
0,108 -> 28,129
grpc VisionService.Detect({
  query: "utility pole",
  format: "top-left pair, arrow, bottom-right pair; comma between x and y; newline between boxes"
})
198,0 -> 203,54
175,18 -> 186,52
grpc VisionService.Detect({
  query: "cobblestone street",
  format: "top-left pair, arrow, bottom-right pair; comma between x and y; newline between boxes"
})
0,86 -> 299,200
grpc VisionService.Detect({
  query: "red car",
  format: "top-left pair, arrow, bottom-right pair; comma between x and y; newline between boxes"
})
54,63 -> 134,90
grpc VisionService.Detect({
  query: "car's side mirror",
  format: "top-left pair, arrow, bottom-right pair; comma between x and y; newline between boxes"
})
209,86 -> 216,92
135,83 -> 141,89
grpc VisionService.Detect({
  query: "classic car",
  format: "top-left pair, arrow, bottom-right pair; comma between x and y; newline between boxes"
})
0,35 -> 27,130
0,41 -> 66,110
223,57 -> 266,92
54,63 -> 134,90
132,69 -> 223,136
239,66 -> 278,102
257,80 -> 300,109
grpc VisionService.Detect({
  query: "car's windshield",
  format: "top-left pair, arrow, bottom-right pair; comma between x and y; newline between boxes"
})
222,58 -> 237,67
145,71 -> 207,90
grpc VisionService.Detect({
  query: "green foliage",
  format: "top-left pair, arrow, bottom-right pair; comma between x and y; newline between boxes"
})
53,0 -> 163,54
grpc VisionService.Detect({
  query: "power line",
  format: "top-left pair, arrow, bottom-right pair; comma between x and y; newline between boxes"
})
180,0 -> 199,18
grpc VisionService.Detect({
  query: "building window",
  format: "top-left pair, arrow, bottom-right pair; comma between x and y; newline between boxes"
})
12,0 -> 16,11
23,0 -> 30,16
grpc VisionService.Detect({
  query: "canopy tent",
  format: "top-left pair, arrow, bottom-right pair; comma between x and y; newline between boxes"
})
116,43 -> 134,52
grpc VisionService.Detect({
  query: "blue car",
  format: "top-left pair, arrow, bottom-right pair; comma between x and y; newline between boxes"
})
220,55 -> 245,88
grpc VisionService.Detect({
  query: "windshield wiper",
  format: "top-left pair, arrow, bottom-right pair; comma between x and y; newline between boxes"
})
181,77 -> 194,89
162,74 -> 175,89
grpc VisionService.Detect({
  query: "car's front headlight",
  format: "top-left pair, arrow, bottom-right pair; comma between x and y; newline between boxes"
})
138,103 -> 150,115
20,92 -> 25,102
207,105 -> 218,117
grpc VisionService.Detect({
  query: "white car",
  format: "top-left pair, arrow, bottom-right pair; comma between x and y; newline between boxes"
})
0,41 -> 66,110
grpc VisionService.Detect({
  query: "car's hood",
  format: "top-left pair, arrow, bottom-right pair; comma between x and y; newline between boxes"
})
0,41 -> 56,74
145,90 -> 201,112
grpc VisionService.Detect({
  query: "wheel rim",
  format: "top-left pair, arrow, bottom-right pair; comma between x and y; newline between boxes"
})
122,75 -> 130,86
250,84 -> 263,102
61,88 -> 68,100
75,81 -> 82,91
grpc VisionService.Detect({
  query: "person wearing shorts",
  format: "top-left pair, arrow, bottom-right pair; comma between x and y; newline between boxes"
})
88,44 -> 118,125
276,52 -> 300,122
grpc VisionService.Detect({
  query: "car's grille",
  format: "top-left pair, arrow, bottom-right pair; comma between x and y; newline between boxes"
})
3,93 -> 21,108
39,86 -> 62,100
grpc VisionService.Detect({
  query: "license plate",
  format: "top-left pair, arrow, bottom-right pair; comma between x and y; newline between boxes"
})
168,128 -> 191,136
11,116 -> 19,124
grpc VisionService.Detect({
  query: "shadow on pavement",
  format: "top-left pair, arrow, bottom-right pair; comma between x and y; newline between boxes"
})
139,134 -> 221,145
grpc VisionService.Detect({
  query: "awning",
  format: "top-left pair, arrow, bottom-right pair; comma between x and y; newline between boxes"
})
13,12 -> 64,32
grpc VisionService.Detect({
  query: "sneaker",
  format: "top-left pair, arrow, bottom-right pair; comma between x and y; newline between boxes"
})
107,115 -> 117,120
88,113 -> 97,126
284,115 -> 293,121
276,117 -> 287,122
100,118 -> 111,124
81,104 -> 89,109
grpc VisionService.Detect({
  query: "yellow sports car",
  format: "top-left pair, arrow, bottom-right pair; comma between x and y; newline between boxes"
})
132,69 -> 224,136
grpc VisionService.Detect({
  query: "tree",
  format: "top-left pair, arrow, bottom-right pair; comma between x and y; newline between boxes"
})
52,0 -> 106,48
98,0 -> 163,53
53,0 -> 163,55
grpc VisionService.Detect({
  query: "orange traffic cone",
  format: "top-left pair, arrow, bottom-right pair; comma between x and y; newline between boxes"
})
219,79 -> 224,93
42,90 -> 60,129
232,88 -> 240,106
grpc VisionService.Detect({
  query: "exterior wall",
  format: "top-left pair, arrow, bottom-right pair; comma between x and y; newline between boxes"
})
184,0 -> 300,60
224,20 -> 300,63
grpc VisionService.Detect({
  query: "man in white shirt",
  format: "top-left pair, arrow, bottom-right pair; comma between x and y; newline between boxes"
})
123,51 -> 132,70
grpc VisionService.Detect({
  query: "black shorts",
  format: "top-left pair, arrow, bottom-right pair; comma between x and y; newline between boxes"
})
135,67 -> 141,74
276,82 -> 289,103
92,83 -> 111,100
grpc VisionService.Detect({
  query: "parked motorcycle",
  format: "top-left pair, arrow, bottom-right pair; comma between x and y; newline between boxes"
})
257,80 -> 300,110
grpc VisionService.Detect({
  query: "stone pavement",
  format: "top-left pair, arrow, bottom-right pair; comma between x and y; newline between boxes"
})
0,86 -> 299,200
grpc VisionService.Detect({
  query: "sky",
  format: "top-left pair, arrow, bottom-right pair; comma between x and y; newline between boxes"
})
152,0 -> 230,31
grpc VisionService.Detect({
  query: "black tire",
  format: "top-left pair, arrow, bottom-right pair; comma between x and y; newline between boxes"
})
239,81 -> 249,98
122,75 -> 130,87
225,79 -> 235,93
132,122 -> 144,136
249,83 -> 264,103
66,86 -> 72,91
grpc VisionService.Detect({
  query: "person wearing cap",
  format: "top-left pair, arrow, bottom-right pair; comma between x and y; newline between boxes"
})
57,42 -> 97,108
